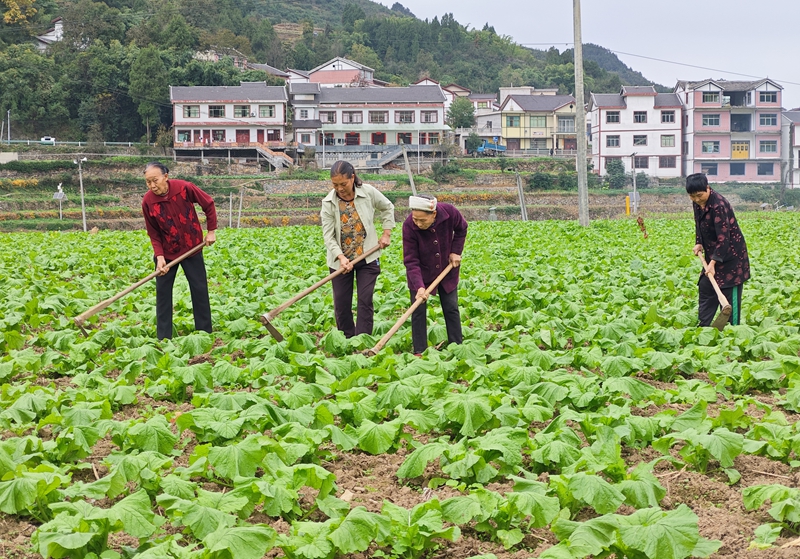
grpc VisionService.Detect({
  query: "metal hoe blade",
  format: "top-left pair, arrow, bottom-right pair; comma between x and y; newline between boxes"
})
711,305 -> 732,332
260,314 -> 285,342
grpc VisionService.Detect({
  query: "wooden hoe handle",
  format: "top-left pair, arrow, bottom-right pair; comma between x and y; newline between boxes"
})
264,244 -> 381,321
367,263 -> 455,356
697,253 -> 730,308
74,241 -> 206,326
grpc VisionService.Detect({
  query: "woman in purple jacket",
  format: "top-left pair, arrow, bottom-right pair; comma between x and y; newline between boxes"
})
402,195 -> 467,355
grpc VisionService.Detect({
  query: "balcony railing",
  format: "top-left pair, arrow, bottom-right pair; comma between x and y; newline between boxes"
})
178,141 -> 286,148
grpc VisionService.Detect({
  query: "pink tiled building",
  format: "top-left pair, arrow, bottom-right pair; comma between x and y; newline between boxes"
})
675,79 -> 783,183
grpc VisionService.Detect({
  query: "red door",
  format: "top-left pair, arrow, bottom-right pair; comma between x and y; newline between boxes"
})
193,130 -> 202,144
507,139 -> 520,150
236,130 -> 250,144
564,138 -> 577,150
203,130 -> 211,145
371,132 -> 385,145
257,130 -> 264,143
345,132 -> 360,146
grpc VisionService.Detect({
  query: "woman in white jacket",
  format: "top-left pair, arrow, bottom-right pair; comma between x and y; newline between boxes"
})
320,160 -> 395,337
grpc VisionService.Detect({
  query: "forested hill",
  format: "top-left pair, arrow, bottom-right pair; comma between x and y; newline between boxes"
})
582,44 -> 668,91
0,0 -> 665,142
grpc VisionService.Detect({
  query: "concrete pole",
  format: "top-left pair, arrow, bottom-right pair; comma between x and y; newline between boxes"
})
573,0 -> 590,227
78,159 -> 87,232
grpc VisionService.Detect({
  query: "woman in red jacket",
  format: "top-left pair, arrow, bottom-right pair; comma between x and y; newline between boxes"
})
141,162 -> 217,339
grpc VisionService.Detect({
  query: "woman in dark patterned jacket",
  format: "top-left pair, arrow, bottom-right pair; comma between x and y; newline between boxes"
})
687,172 -> 750,326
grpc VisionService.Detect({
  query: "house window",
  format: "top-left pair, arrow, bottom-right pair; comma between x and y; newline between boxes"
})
683,141 -> 688,154
659,156 -> 676,168
606,111 -> 620,123
661,111 -> 675,123
208,105 -> 225,118
369,111 -> 389,124
730,163 -> 745,175
300,133 -> 311,143
259,105 -> 275,118
177,130 -> 191,142
604,156 -> 622,169
486,121 -> 492,130
233,105 -> 250,118
633,135 -> 647,146
183,105 -> 199,118
506,115 -> 520,127
319,111 -> 335,123
422,111 -> 438,123
661,135 -> 675,148
633,111 -> 647,123
530,116 -> 546,128
477,102 -> 488,109
343,111 -> 363,124
760,91 -> 777,103
557,117 -> 575,133
428,132 -> 440,145
634,156 -> 649,169
760,113 -> 778,126
395,111 -> 414,123
397,132 -> 412,144
758,162 -> 774,175
760,140 -> 777,153
702,92 -> 720,103
299,109 -> 309,119
702,114 -> 720,126
701,141 -> 720,153
606,135 -> 620,147
701,162 -> 718,175
212,130 -> 225,141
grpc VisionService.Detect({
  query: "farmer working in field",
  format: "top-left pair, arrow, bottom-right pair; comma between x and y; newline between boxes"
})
141,162 -> 217,339
320,160 -> 394,338
403,195 -> 467,355
687,172 -> 750,326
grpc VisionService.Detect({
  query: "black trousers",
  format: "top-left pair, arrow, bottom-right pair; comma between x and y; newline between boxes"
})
330,259 -> 380,337
698,275 -> 743,327
411,286 -> 463,354
155,251 -> 212,339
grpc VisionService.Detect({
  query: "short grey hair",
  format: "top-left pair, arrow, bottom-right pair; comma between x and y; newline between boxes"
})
144,161 -> 169,175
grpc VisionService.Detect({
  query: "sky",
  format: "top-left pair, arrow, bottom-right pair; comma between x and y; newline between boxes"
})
379,0 -> 800,108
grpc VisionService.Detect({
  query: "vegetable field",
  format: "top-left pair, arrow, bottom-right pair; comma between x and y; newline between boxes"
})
2,214 -> 800,559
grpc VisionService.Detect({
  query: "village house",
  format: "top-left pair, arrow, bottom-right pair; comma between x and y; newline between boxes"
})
287,57 -> 384,88
676,78 -> 783,183
589,86 -> 683,178
499,87 -> 577,152
781,110 -> 800,189
34,17 -> 63,52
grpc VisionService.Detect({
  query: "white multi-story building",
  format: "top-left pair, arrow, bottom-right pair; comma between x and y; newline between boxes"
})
589,86 -> 683,178
305,85 -> 447,147
782,110 -> 800,189
170,82 -> 288,146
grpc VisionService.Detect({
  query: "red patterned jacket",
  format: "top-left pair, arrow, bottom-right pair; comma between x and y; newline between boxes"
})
142,179 -> 217,259
694,189 -> 750,288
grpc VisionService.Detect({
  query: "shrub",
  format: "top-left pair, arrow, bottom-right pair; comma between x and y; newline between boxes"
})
431,161 -> 463,183
556,172 -> 577,190
635,172 -> 649,189
606,159 -> 626,189
526,172 -> 554,191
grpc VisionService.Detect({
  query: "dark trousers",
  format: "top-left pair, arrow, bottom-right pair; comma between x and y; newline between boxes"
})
330,259 -> 380,337
411,286 -> 463,354
155,252 -> 212,339
698,275 -> 743,327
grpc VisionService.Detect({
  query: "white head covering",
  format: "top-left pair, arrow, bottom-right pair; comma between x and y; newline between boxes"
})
409,195 -> 437,212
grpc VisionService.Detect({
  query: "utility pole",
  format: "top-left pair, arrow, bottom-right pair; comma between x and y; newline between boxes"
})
573,0 -> 589,227
6,110 -> 10,144
74,157 -> 88,232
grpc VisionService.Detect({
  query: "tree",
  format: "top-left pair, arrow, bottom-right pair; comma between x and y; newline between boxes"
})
348,43 -> 382,72
342,3 -> 365,31
527,172 -> 554,191
446,97 -> 475,129
465,132 -> 482,154
1,0 -> 35,24
129,47 -> 168,143
606,159 -> 626,189
155,125 -> 173,154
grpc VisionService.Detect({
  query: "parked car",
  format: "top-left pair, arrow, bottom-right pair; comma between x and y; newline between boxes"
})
40,136 -> 56,144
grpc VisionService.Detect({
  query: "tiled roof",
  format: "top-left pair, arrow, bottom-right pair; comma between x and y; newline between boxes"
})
248,63 -> 289,78
469,93 -> 497,100
654,93 -> 682,108
319,85 -> 445,104
287,68 -> 310,78
676,78 -> 783,91
592,94 -> 625,109
506,94 -> 576,112
170,82 -> 287,102
290,83 -> 321,94
293,119 -> 323,129
309,57 -> 373,74
622,85 -> 656,95
783,111 -> 800,124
